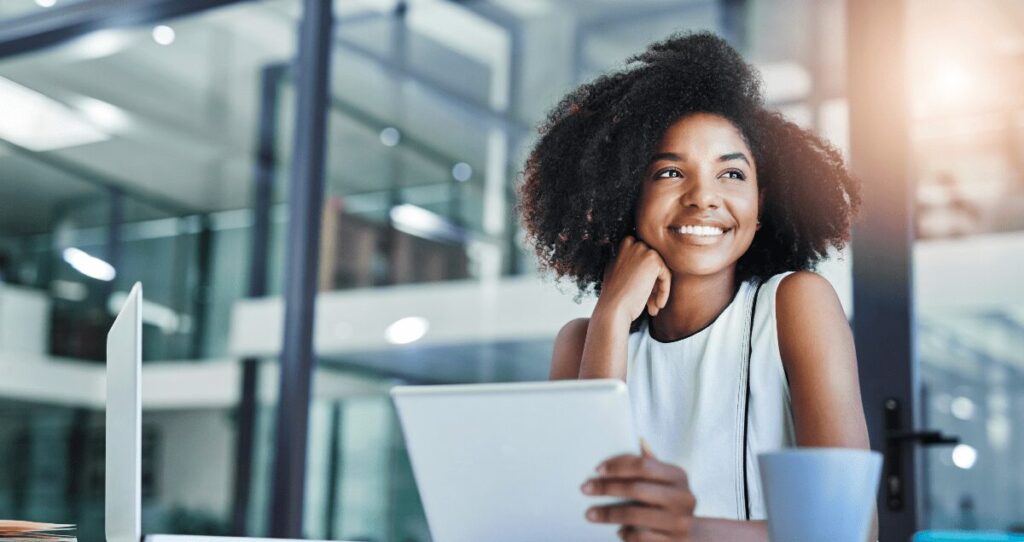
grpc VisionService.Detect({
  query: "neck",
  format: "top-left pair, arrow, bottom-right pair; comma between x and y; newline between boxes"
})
648,267 -> 738,342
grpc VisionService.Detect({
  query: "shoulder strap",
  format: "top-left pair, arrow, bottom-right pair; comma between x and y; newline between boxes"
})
741,279 -> 765,521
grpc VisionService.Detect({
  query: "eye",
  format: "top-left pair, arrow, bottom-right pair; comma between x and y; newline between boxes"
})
654,168 -> 682,179
722,170 -> 746,181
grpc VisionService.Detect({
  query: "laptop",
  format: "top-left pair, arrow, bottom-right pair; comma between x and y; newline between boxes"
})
391,378 -> 640,542
106,283 -> 343,542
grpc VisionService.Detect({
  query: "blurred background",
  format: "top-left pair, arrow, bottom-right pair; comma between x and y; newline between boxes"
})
0,0 -> 1020,540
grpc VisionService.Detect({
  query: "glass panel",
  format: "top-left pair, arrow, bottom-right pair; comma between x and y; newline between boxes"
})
909,0 -> 1024,533
0,0 -> 298,538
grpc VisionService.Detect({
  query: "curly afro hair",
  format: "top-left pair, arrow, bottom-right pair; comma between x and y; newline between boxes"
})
516,31 -> 860,316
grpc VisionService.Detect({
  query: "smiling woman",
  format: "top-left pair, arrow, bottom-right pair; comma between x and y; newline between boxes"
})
517,31 -> 873,542
517,32 -> 860,328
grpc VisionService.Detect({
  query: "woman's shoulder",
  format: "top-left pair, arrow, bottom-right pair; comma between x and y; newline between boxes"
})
752,270 -> 839,343
750,270 -> 834,307
771,270 -> 849,355
772,270 -> 838,310
549,318 -> 591,379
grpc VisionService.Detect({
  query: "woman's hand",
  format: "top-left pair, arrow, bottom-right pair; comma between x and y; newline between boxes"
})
597,235 -> 672,323
582,440 -> 697,541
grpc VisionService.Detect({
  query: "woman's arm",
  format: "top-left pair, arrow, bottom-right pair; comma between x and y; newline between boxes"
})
549,311 -> 634,381
578,309 -> 633,380
564,235 -> 671,381
550,317 -> 589,380
775,271 -> 877,542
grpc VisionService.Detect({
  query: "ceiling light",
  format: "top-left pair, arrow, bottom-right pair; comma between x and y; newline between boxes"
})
389,203 -> 467,243
385,316 -> 429,345
75,96 -> 132,133
63,248 -> 116,281
950,396 -> 975,421
35,0 -> 56,7
452,162 -> 472,182
932,62 -> 972,103
379,127 -> 400,147
64,30 -> 132,61
0,76 -> 109,151
951,444 -> 977,470
152,25 -> 176,46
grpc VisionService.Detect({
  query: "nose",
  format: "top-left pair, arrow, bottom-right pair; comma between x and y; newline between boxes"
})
679,175 -> 721,210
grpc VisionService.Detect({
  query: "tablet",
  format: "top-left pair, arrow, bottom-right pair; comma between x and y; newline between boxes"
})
391,378 -> 639,542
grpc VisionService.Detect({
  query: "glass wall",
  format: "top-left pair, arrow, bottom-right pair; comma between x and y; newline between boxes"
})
0,0 -> 300,539
907,0 -> 1024,532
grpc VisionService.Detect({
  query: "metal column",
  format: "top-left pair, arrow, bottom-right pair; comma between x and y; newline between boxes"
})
268,0 -> 333,538
230,63 -> 288,536
104,187 -> 123,298
847,1 -> 919,539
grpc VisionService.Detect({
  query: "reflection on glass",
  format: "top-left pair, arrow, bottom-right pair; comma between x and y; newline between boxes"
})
908,0 -> 1024,533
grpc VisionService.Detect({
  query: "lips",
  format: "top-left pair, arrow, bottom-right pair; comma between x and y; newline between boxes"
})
666,223 -> 733,246
668,221 -> 733,231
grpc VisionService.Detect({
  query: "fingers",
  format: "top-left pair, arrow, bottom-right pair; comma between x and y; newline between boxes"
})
647,283 -> 661,317
586,503 -> 693,533
647,253 -> 670,318
656,262 -> 671,311
618,526 -> 674,542
596,454 -> 688,485
581,478 -> 680,508
618,234 -> 636,254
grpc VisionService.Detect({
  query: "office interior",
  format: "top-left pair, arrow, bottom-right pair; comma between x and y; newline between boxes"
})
0,0 -> 1021,540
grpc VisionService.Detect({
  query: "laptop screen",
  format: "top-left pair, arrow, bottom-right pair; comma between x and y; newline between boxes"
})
106,282 -> 143,542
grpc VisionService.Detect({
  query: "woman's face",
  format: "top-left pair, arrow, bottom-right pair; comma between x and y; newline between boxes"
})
634,112 -> 761,277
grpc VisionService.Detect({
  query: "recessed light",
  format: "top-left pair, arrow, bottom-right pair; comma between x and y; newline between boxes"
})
63,247 -> 116,282
951,444 -> 977,470
379,127 -> 401,147
385,316 -> 429,345
452,162 -> 472,182
152,25 -> 176,46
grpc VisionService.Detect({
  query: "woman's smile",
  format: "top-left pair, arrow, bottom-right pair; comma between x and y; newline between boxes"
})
666,225 -> 733,246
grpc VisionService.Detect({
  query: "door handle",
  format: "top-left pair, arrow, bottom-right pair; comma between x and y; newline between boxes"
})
883,398 -> 959,511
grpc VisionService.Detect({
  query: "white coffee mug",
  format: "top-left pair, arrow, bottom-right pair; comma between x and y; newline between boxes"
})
758,448 -> 882,542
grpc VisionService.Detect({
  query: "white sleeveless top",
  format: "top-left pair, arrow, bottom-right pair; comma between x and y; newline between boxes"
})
625,272 -> 797,521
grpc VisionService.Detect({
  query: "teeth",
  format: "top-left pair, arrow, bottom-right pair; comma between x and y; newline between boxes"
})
674,225 -> 725,236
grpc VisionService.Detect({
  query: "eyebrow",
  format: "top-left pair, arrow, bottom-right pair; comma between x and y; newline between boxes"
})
648,152 -> 751,166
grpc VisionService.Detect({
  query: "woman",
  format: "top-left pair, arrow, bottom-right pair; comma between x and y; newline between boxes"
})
517,32 -> 875,541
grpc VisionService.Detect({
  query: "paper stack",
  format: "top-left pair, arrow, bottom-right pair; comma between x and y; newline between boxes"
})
0,521 -> 76,542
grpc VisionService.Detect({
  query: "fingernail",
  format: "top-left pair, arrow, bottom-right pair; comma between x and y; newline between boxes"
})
586,509 -> 597,520
597,464 -> 607,474
581,481 -> 594,494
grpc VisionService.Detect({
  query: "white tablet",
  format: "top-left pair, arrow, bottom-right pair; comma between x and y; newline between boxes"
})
391,378 -> 639,542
